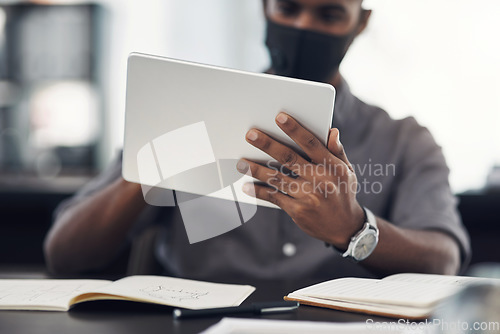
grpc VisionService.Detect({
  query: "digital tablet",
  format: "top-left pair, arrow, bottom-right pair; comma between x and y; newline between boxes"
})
122,53 -> 335,209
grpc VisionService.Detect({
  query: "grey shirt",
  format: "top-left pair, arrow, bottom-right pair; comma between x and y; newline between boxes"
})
55,80 -> 470,280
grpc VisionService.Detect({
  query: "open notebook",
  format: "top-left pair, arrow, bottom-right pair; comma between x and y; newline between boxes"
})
284,273 -> 500,320
0,275 -> 255,311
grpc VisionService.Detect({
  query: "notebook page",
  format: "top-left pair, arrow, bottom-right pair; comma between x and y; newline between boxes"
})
285,294 -> 433,319
0,279 -> 111,311
291,278 -> 460,308
383,273 -> 500,287
77,275 -> 255,310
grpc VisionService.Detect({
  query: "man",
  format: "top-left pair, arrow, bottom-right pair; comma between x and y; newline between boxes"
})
44,0 -> 470,280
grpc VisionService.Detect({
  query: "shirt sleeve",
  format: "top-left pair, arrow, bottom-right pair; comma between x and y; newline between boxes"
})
53,153 -> 123,221
387,117 -> 471,271
52,152 -> 161,243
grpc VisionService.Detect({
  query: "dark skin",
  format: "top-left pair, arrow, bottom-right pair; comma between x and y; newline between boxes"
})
44,178 -> 147,274
264,0 -> 371,86
239,0 -> 461,275
44,0 -> 461,276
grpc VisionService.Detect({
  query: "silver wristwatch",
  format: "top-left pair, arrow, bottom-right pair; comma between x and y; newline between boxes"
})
342,207 -> 379,262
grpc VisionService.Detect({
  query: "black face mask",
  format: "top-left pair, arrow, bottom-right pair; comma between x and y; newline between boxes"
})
265,19 -> 356,83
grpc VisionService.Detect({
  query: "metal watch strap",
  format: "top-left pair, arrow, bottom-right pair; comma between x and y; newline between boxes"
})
324,206 -> 378,258
342,207 -> 378,261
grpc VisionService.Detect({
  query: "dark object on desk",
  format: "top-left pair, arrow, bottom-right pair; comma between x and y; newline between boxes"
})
432,283 -> 500,334
173,301 -> 299,320
458,192 -> 500,266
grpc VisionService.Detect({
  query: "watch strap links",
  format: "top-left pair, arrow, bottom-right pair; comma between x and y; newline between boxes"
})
326,206 -> 378,261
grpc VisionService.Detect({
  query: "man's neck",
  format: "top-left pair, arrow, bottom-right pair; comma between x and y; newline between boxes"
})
265,68 -> 343,89
329,71 -> 343,90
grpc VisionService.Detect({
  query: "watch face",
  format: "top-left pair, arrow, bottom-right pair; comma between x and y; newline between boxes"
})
353,231 -> 378,261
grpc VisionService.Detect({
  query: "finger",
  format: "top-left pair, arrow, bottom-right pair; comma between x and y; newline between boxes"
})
237,159 -> 304,197
327,128 -> 354,173
245,128 -> 313,178
242,182 -> 296,210
275,112 -> 332,164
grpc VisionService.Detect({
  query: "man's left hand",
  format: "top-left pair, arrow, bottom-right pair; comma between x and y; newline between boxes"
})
237,112 -> 365,250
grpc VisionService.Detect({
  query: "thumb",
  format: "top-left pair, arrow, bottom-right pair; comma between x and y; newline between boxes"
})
327,128 -> 353,171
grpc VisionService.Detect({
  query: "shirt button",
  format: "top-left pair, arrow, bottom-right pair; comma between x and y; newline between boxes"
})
282,243 -> 296,257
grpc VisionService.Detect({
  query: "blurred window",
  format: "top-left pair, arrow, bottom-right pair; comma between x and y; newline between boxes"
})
0,3 -> 104,179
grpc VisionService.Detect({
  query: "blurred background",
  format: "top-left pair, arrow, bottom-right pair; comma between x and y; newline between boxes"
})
0,0 -> 499,272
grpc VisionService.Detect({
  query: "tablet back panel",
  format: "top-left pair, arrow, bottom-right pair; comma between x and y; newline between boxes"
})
123,53 -> 335,208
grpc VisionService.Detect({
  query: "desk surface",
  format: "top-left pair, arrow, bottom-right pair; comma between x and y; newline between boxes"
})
0,271 -> 393,334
